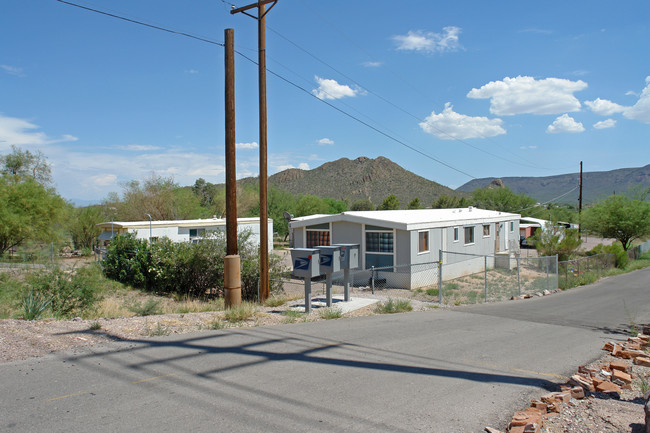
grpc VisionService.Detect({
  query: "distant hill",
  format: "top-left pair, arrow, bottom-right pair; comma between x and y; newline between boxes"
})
242,156 -> 457,208
456,164 -> 650,204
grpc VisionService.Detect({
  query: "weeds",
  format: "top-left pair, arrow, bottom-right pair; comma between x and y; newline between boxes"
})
637,374 -> 650,395
265,296 -> 287,308
128,298 -> 161,316
210,319 -> 227,330
319,307 -> 343,319
146,322 -> 170,336
89,321 -> 102,331
375,298 -> 412,314
282,309 -> 304,323
224,302 -> 256,322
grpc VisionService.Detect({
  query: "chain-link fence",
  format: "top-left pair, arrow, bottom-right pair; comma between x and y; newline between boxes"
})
558,253 -> 616,289
438,251 -> 558,305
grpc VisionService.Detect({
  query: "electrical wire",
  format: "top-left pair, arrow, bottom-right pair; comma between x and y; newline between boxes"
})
56,0 -> 476,179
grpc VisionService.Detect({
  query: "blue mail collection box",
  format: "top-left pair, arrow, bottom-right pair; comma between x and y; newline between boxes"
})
290,248 -> 321,278
317,245 -> 341,274
336,244 -> 359,269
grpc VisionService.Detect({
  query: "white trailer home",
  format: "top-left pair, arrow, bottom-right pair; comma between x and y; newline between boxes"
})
97,217 -> 273,251
289,208 -> 520,289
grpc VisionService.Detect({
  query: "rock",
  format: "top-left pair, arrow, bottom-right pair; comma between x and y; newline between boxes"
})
635,356 -> 650,367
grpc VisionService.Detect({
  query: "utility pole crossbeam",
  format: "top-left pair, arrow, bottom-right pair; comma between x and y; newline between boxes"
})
231,0 -> 277,303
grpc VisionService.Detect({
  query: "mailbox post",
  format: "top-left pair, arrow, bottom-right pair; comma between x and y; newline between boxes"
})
317,245 -> 341,307
335,244 -> 359,301
290,248 -> 320,313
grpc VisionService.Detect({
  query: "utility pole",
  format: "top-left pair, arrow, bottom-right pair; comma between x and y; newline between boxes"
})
578,161 -> 583,238
224,28 -> 241,308
231,0 -> 278,303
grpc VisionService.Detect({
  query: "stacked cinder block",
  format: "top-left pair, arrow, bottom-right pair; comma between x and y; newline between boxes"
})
485,334 -> 647,433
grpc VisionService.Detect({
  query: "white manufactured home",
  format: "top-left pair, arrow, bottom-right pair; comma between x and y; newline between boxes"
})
97,217 -> 273,251
289,208 -> 520,288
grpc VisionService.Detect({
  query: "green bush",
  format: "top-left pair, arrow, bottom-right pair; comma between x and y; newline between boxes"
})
127,298 -> 161,316
27,267 -> 100,318
587,242 -> 629,269
102,231 -> 289,301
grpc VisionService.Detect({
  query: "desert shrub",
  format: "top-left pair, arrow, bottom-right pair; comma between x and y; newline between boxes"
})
27,267 -> 100,318
224,302 -> 256,322
102,233 -> 152,289
588,242 -> 629,269
102,231 -> 289,301
319,307 -> 343,319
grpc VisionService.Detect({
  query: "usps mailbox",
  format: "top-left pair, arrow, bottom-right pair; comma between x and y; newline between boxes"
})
317,245 -> 342,274
290,248 -> 321,279
336,244 -> 359,269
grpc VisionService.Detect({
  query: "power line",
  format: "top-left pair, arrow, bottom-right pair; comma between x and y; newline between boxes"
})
56,0 -> 225,47
56,0 -> 476,179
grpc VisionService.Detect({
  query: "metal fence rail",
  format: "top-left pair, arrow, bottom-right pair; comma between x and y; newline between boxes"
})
558,253 -> 616,288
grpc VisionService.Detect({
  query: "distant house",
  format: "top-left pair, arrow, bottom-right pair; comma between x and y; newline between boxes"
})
96,217 -> 273,251
288,207 -> 520,288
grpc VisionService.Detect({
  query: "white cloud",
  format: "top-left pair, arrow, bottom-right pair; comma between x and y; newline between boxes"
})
467,76 -> 588,115
584,98 -> 626,116
546,114 -> 585,134
520,145 -> 537,150
185,69 -> 199,74
362,61 -> 382,67
1,65 -> 25,77
393,27 -> 462,54
90,173 -> 117,187
593,119 -> 616,129
317,138 -> 334,146
114,144 -> 162,151
623,76 -> 650,123
312,76 -> 361,100
236,141 -> 258,149
419,103 -> 506,140
0,114 -> 78,147
298,162 -> 310,170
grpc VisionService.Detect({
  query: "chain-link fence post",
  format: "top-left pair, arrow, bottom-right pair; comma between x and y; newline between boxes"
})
371,266 -> 375,295
438,250 -> 443,305
516,254 -> 521,296
484,255 -> 488,302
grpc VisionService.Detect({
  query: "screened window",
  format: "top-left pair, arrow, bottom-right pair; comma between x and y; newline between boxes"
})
464,226 -> 475,245
306,223 -> 330,248
483,224 -> 490,237
189,228 -> 206,238
453,227 -> 459,242
418,231 -> 429,253
365,225 -> 394,269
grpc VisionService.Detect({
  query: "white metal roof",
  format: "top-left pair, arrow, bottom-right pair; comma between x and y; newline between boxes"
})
97,217 -> 269,230
289,208 -> 519,231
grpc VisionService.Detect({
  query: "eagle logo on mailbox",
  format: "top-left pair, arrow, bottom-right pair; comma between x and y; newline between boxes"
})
294,257 -> 311,270
319,254 -> 332,267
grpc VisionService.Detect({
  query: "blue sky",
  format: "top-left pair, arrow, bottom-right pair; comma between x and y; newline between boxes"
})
1,0 -> 649,204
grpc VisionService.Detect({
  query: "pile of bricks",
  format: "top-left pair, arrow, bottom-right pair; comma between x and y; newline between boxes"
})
485,334 -> 648,433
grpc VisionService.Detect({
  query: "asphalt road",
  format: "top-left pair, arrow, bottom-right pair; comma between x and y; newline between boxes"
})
2,268 -> 649,433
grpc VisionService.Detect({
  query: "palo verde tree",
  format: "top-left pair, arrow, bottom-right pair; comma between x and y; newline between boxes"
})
531,221 -> 582,261
581,193 -> 650,251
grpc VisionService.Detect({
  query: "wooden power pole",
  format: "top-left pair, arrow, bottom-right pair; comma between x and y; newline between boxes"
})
578,161 -> 583,238
224,28 -> 241,308
231,0 -> 277,303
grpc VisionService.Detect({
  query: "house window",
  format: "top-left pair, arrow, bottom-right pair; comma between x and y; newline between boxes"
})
365,225 -> 394,269
483,224 -> 490,237
189,228 -> 206,238
464,226 -> 475,245
418,231 -> 429,253
306,223 -> 330,248
510,221 -> 514,232
453,227 -> 459,242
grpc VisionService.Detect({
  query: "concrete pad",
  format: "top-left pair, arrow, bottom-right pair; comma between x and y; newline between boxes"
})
290,295 -> 379,314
